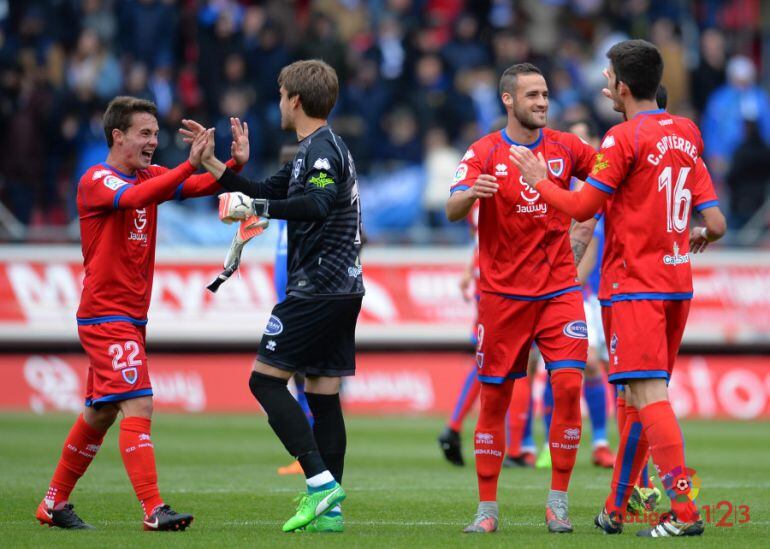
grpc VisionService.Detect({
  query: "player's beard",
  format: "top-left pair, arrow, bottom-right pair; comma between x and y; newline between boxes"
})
514,105 -> 547,130
610,87 -> 625,115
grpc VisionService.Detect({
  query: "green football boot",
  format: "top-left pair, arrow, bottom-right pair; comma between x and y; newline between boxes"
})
282,483 -> 346,533
303,512 -> 344,533
627,485 -> 662,515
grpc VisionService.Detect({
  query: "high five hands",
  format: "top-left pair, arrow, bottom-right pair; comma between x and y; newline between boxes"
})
179,117 -> 250,166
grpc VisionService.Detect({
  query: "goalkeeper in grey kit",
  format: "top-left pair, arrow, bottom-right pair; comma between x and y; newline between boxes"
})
197,60 -> 363,533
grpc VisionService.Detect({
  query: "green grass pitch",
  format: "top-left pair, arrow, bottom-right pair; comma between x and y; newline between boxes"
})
1,413 -> 767,547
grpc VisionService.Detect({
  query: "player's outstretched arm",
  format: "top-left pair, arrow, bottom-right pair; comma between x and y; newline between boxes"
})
115,130 -> 211,209
446,175 -> 498,222
689,206 -> 726,253
509,145 -> 607,221
197,129 -> 290,200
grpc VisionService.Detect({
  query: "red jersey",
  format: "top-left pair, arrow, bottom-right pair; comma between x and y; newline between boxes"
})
76,162 -> 223,324
587,110 -> 719,301
451,128 -> 596,298
468,200 -> 480,288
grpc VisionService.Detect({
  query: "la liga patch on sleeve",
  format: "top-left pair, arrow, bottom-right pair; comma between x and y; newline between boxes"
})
103,175 -> 129,191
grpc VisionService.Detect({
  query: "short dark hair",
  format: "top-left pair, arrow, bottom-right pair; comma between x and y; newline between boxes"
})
278,60 -> 338,119
499,63 -> 543,96
606,39 -> 663,101
655,84 -> 668,109
103,96 -> 158,147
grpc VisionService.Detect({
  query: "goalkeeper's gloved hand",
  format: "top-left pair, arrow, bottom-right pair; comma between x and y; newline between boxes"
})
218,192 -> 252,223
218,192 -> 270,224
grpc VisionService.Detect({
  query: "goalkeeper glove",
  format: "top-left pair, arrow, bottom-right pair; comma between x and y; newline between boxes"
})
218,192 -> 269,223
207,215 -> 269,293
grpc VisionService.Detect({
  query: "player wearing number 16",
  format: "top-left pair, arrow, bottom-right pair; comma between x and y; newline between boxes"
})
35,96 -> 248,531
510,40 -> 727,537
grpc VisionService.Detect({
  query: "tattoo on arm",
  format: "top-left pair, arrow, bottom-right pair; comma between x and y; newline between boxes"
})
571,238 -> 588,266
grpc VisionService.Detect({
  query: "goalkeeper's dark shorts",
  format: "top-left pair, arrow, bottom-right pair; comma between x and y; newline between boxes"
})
257,295 -> 362,377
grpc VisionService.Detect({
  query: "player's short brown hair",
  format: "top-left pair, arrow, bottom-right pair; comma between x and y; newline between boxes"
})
499,63 -> 543,96
103,96 -> 158,147
607,39 -> 662,101
278,60 -> 338,119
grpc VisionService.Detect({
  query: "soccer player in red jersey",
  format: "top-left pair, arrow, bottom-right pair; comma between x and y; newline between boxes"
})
511,40 -> 727,537
35,96 -> 248,531
446,63 -> 599,534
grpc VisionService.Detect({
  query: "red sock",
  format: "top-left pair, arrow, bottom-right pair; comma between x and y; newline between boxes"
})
637,449 -> 653,488
548,370 -> 582,492
474,381 -> 514,501
120,417 -> 164,516
448,369 -> 481,432
45,414 -> 106,506
604,405 -> 649,517
505,377 -> 531,457
639,401 -> 699,521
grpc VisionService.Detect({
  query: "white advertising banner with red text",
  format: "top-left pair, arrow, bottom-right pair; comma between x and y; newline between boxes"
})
0,247 -> 768,346
0,353 -> 768,419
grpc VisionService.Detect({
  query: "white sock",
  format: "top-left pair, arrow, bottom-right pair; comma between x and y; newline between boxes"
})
306,471 -> 335,489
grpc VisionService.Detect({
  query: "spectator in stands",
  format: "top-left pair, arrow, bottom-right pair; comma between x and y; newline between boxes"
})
702,55 -> 770,180
690,28 -> 727,116
725,121 -> 770,230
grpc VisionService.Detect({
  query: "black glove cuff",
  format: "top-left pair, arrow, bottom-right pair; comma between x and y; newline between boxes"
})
252,198 -> 270,218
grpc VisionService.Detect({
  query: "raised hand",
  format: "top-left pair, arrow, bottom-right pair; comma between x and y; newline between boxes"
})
179,119 -> 206,143
189,128 -> 213,168
469,174 -> 499,199
230,117 -> 250,166
509,146 -> 547,189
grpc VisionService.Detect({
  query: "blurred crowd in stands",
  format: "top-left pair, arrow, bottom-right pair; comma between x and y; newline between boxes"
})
0,0 -> 768,244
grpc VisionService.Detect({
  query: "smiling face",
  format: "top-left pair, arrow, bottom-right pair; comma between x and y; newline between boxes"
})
113,112 -> 159,170
508,73 -> 548,130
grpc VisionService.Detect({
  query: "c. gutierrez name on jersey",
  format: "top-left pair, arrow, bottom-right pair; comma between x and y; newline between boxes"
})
218,125 -> 365,299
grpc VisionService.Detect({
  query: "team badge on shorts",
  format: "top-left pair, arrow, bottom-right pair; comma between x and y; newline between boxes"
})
265,315 -> 284,336
563,320 -> 588,339
610,333 -> 618,354
122,367 -> 138,384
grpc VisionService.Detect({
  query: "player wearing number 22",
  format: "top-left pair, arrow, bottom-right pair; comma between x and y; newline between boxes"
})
511,40 -> 726,537
36,96 -> 246,531
447,63 -> 599,534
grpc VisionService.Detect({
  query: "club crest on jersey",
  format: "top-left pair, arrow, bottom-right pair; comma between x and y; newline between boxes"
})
292,158 -> 303,179
265,315 -> 284,336
547,158 -> 564,177
563,320 -> 588,339
122,367 -> 138,385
